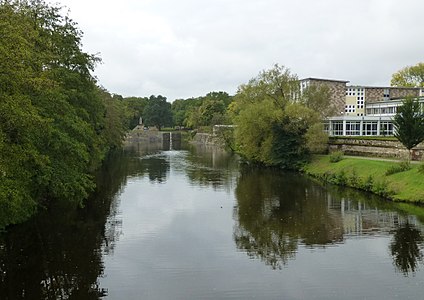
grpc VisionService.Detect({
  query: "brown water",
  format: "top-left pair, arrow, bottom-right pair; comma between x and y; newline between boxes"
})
1,143 -> 424,299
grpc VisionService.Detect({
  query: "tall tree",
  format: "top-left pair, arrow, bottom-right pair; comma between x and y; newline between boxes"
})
392,97 -> 424,160
231,64 -> 327,168
0,0 -> 128,227
123,96 -> 148,129
301,85 -> 336,117
143,95 -> 173,130
391,62 -> 424,87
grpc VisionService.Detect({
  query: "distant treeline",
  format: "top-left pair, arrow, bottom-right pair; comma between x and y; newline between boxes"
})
121,91 -> 234,131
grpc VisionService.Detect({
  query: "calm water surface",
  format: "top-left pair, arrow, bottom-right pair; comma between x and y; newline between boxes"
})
1,142 -> 424,299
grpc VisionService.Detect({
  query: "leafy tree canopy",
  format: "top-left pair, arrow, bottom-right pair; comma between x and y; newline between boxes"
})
391,62 -> 424,87
172,91 -> 233,128
0,0 -> 128,227
143,95 -> 173,130
232,64 -> 328,168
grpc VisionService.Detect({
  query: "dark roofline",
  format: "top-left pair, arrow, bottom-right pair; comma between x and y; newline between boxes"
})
300,77 -> 350,83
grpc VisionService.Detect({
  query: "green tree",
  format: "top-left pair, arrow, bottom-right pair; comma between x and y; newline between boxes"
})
124,96 -> 148,129
143,95 -> 173,130
0,0 -> 128,227
232,64 -> 327,168
301,85 -> 336,117
172,97 -> 202,128
172,92 -> 233,129
391,62 -> 424,87
392,97 -> 424,160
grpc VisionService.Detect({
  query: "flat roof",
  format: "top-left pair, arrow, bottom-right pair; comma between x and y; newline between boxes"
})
300,77 -> 349,83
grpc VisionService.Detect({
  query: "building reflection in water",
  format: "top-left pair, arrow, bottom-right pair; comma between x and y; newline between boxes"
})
233,167 -> 424,275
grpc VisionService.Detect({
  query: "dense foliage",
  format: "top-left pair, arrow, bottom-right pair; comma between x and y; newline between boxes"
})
0,0 -> 128,227
142,95 -> 173,130
391,62 -> 424,87
172,91 -> 233,129
230,64 -> 330,169
393,97 -> 424,157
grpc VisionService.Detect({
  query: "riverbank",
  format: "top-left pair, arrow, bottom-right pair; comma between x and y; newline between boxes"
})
303,155 -> 424,203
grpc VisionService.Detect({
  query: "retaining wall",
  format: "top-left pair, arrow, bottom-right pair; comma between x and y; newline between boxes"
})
329,138 -> 424,161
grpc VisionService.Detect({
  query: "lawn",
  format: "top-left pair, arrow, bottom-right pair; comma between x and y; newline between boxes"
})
304,155 -> 424,203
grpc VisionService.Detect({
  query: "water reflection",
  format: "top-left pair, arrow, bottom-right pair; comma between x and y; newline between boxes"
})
0,151 -> 134,299
234,166 -> 424,275
390,223 -> 424,275
184,144 -> 239,190
233,167 -> 344,269
3,144 -> 424,299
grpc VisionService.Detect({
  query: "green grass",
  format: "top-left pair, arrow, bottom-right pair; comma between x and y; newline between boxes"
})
304,155 -> 424,203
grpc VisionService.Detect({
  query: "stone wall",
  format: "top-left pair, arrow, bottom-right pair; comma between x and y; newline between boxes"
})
364,88 -> 384,103
124,128 -> 163,144
329,137 -> 424,161
191,133 -> 220,145
390,88 -> 420,99
365,87 -> 420,103
309,79 -> 347,115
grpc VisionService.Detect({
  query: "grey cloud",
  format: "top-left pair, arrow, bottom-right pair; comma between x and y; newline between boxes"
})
49,0 -> 424,100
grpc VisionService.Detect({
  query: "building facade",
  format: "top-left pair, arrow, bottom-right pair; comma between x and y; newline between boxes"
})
300,78 -> 349,115
300,77 -> 424,137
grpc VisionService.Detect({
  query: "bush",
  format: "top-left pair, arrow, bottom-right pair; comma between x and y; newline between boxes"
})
361,175 -> 374,192
335,170 -> 347,185
348,168 -> 360,188
385,161 -> 411,175
372,180 -> 392,198
329,151 -> 344,163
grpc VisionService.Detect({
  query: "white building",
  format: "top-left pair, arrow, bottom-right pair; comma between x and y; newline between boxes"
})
325,97 -> 424,137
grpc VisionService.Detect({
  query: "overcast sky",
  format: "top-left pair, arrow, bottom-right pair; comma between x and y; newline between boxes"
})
48,0 -> 424,101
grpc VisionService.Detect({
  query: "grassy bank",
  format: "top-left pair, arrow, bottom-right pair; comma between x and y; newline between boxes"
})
303,155 -> 424,203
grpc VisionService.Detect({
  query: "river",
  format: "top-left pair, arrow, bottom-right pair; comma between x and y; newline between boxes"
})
1,141 -> 424,299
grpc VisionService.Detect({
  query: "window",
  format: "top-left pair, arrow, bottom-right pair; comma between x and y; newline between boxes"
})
332,121 -> 343,136
323,122 -> 330,133
346,121 -> 361,136
380,122 -> 394,136
363,122 -> 378,136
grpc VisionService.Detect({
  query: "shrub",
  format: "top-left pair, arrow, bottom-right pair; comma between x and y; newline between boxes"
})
385,161 -> 411,175
348,168 -> 360,188
361,175 -> 374,192
329,151 -> 344,163
372,180 -> 392,198
335,170 -> 347,185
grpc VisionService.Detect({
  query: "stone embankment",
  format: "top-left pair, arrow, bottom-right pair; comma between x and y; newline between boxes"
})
191,133 -> 219,145
329,137 -> 424,161
124,126 -> 182,151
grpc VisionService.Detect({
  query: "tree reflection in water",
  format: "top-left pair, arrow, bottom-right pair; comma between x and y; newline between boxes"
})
184,144 -> 239,190
390,223 -> 424,276
234,166 -> 424,274
0,151 -> 137,299
233,167 -> 344,269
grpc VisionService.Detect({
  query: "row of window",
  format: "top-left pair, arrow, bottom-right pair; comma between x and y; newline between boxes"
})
325,121 -> 394,136
346,92 -> 364,96
366,107 -> 397,115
